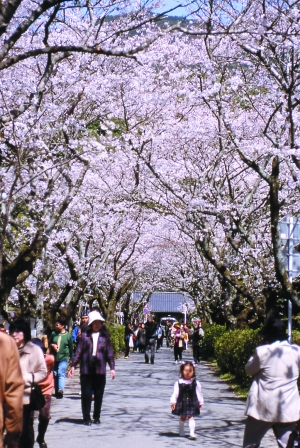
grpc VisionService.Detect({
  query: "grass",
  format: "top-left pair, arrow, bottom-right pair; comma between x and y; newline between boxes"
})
218,372 -> 249,400
204,360 -> 249,401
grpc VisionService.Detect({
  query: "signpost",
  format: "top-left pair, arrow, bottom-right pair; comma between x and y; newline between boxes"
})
280,216 -> 300,343
143,303 -> 149,322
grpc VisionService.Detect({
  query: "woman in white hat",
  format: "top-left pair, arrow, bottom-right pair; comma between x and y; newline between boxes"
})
68,310 -> 116,425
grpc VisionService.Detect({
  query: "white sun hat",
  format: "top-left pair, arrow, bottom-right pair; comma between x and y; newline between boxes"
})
88,310 -> 105,326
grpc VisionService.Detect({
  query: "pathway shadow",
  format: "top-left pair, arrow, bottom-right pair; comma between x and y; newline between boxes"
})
159,431 -> 186,438
54,418 -> 83,424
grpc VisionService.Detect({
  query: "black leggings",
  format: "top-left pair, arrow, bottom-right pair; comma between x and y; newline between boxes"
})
19,404 -> 34,448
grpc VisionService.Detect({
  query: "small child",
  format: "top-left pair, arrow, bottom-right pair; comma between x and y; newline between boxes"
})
170,361 -> 204,440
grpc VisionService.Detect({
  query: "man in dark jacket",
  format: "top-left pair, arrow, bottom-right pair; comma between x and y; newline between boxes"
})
144,316 -> 158,364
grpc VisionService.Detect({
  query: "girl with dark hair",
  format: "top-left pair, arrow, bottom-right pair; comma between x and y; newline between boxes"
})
9,318 -> 47,448
170,361 -> 204,440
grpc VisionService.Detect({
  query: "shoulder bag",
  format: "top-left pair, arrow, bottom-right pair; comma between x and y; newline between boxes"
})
29,373 -> 45,411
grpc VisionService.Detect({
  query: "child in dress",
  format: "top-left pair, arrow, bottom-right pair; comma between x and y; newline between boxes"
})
170,361 -> 204,440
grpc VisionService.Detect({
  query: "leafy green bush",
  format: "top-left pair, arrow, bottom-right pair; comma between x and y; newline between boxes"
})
202,324 -> 227,360
292,330 -> 300,346
107,325 -> 125,357
215,329 -> 261,388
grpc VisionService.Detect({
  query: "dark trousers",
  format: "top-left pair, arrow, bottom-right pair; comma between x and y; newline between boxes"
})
174,345 -> 183,361
156,337 -> 163,350
243,416 -> 296,448
193,345 -> 200,362
145,338 -> 156,362
139,344 -> 145,353
19,405 -> 34,448
80,372 -> 106,421
125,340 -> 130,357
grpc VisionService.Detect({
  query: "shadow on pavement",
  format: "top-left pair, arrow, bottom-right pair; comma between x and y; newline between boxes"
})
54,418 -> 83,424
159,431 -> 182,438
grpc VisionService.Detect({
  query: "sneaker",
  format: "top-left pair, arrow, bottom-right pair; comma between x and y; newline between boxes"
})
124,356 -> 129,359
93,419 -> 100,424
189,435 -> 196,440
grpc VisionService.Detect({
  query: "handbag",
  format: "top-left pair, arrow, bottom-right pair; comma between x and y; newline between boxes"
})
29,374 -> 45,411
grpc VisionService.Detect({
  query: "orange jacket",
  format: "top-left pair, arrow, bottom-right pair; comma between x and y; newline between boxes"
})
38,354 -> 54,396
0,332 -> 24,447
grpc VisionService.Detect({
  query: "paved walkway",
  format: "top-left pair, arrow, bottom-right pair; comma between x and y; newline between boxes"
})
37,345 -> 276,447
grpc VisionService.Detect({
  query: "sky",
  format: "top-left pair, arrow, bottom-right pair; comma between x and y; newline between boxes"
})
152,0 -> 191,16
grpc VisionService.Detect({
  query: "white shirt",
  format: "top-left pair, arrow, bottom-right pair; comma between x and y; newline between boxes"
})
92,332 -> 99,356
170,377 -> 204,405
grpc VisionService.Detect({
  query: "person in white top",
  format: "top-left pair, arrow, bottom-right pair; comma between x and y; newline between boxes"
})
170,361 -> 204,440
243,318 -> 300,448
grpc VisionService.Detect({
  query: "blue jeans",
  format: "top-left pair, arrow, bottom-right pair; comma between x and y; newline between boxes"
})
54,360 -> 68,393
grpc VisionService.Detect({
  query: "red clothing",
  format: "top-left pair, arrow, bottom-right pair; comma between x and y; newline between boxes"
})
38,354 -> 54,396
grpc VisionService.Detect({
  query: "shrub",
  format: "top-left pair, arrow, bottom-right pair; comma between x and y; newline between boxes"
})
107,325 -> 125,356
292,330 -> 300,346
215,329 -> 261,388
202,324 -> 227,360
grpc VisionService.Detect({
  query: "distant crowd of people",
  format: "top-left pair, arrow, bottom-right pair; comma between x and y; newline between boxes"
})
1,313 -> 300,447
123,317 -> 204,365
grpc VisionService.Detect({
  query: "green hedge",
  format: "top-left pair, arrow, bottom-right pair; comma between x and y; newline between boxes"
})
107,325 -> 125,356
203,327 -> 300,390
292,330 -> 300,346
202,324 -> 227,360
214,329 -> 260,388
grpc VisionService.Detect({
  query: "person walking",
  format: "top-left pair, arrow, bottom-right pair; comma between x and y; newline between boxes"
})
124,320 -> 134,359
173,323 -> 185,364
243,318 -> 300,448
156,325 -> 163,351
68,310 -> 116,425
137,322 -> 146,353
72,310 -> 89,346
9,318 -> 47,448
144,316 -> 158,364
49,315 -> 73,398
0,331 -> 24,448
170,361 -> 204,440
191,321 -> 204,364
165,320 -> 172,347
31,338 -> 55,448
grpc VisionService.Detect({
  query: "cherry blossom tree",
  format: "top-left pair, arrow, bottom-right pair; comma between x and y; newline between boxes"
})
0,0 -> 186,312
